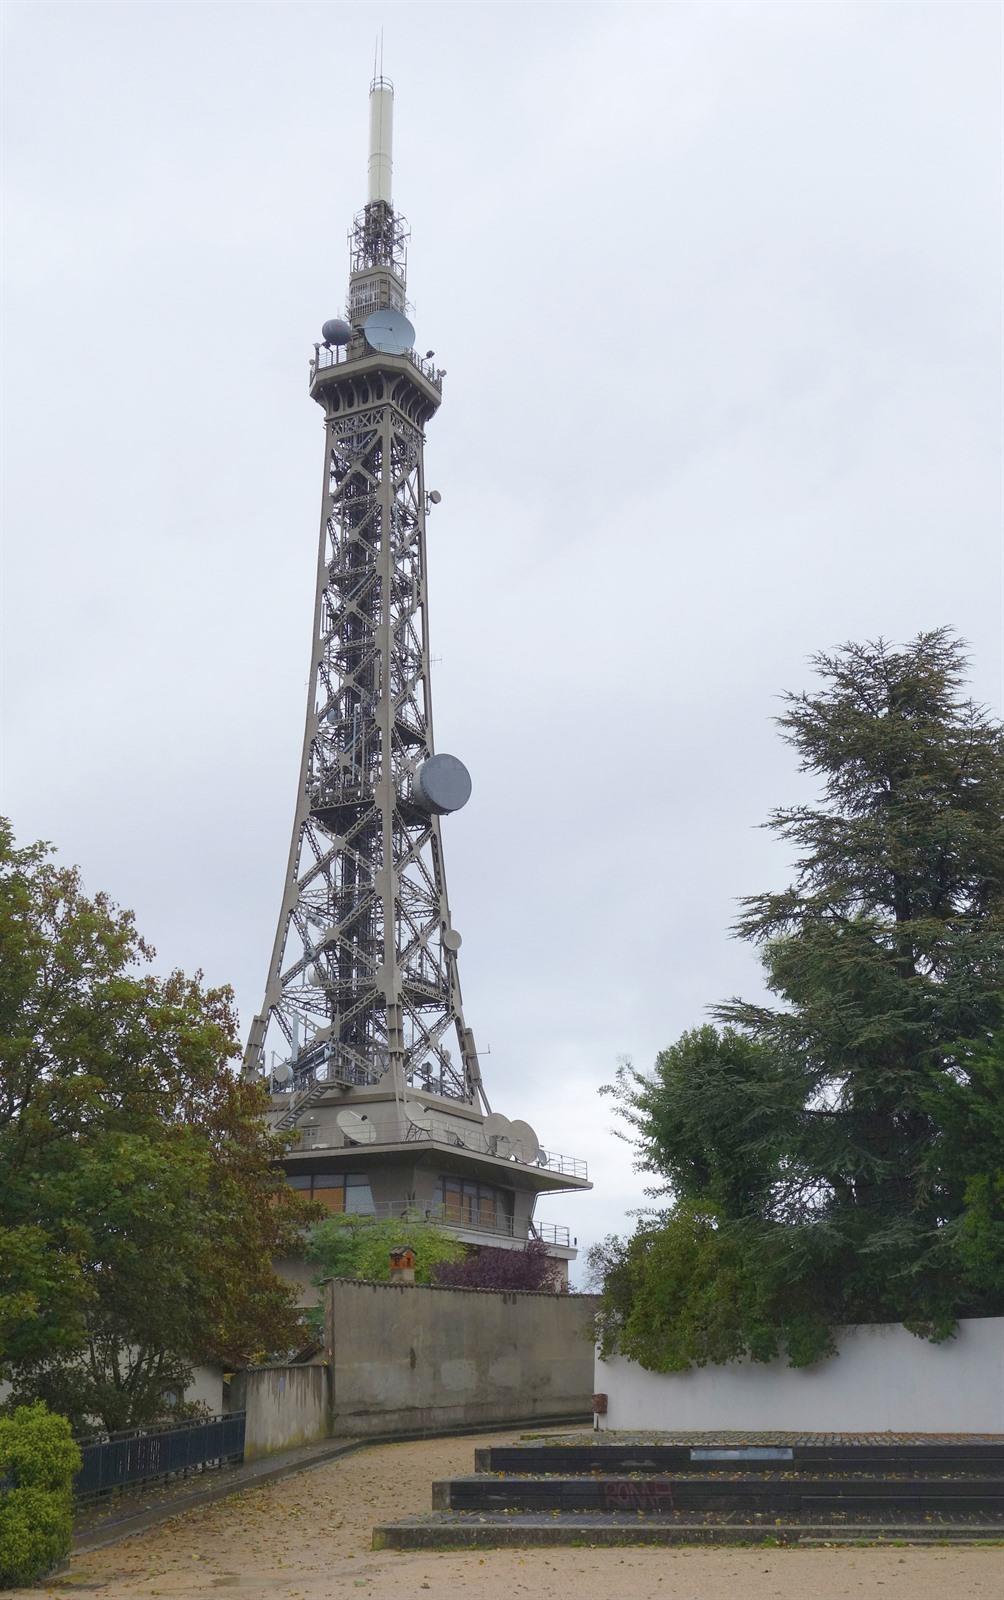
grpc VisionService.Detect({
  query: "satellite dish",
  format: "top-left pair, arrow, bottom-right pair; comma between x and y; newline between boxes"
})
321,318 -> 351,346
413,754 -> 472,816
536,1148 -> 551,1168
404,1099 -> 432,1131
272,1061 -> 292,1085
483,1111 -> 511,1140
442,927 -> 462,952
337,1109 -> 376,1145
428,489 -> 442,505
308,966 -> 325,987
363,308 -> 416,355
507,1119 -> 540,1164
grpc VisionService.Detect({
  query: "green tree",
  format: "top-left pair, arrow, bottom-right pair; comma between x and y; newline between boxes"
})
924,1029 -> 1004,1301
305,1214 -> 466,1296
596,631 -> 1004,1369
0,822 -> 316,1430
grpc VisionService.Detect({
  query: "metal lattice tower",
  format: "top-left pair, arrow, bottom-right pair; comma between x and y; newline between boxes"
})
244,77 -> 486,1121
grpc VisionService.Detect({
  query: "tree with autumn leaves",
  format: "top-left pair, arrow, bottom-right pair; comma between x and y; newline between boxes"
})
0,823 -> 314,1431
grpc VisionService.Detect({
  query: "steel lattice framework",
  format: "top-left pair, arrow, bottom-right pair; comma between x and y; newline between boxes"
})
243,91 -> 484,1118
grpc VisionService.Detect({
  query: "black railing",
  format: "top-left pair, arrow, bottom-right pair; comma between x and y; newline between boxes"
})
75,1412 -> 245,1502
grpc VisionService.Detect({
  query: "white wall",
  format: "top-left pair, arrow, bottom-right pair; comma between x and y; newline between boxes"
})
231,1365 -> 328,1460
187,1364 -> 225,1415
595,1317 -> 1004,1434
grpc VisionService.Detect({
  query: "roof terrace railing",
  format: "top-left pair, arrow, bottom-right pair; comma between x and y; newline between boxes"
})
345,1200 -> 572,1249
310,342 -> 443,390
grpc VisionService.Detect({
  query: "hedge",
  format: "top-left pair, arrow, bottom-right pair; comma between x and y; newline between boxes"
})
0,1401 -> 81,1586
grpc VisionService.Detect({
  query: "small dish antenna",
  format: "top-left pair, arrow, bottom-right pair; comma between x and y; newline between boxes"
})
442,927 -> 462,952
337,1109 -> 377,1145
428,489 -> 442,505
272,1061 -> 292,1085
363,308 -> 415,355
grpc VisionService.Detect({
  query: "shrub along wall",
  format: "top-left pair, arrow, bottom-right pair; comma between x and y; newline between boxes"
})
0,1401 -> 81,1587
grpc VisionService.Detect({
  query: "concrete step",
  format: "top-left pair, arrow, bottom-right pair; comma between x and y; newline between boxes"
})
373,1510 -> 1004,1550
434,1472 -> 1004,1515
475,1440 -> 1004,1476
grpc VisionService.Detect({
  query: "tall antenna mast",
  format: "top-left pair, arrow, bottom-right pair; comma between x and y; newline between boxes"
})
367,72 -> 393,205
243,75 -> 481,1113
242,75 -> 590,1273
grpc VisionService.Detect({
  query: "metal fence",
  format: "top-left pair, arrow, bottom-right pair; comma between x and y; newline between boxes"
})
75,1412 -> 245,1502
358,1200 -> 573,1248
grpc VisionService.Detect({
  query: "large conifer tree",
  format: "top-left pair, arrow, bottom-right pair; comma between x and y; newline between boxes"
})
596,631 -> 1004,1369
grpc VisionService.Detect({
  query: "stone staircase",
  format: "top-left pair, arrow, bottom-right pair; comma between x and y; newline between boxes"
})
373,1431 -> 1004,1548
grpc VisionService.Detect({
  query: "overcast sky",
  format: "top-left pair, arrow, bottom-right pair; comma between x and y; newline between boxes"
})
3,0 -> 1001,1279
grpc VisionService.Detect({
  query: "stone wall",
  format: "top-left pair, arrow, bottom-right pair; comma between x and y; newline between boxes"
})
231,1364 -> 329,1460
325,1280 -> 598,1437
595,1316 -> 1004,1433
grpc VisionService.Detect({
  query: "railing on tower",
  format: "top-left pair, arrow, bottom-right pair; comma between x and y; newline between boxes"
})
310,343 -> 443,390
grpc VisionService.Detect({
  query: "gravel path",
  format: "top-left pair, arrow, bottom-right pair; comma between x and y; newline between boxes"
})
9,1430 -> 1001,1600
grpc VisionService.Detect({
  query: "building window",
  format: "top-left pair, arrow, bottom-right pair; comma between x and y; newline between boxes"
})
286,1172 -> 375,1215
438,1177 -> 512,1234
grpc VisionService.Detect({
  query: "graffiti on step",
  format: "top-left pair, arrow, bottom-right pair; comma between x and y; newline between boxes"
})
600,1478 -> 675,1512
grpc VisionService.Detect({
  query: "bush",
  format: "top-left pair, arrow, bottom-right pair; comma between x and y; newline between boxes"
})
433,1239 -> 565,1292
305,1214 -> 466,1287
0,1401 -> 80,1586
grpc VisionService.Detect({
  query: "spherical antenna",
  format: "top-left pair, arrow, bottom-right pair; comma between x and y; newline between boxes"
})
321,318 -> 351,346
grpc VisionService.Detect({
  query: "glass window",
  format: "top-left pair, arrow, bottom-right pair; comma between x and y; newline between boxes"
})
285,1172 -> 375,1215
438,1177 -> 511,1231
345,1181 -> 374,1215
313,1183 -> 346,1214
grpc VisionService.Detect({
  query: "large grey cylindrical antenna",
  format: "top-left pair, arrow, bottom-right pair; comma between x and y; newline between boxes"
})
368,77 -> 393,205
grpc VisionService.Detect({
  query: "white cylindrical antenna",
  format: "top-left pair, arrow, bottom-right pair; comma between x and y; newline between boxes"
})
368,79 -> 393,205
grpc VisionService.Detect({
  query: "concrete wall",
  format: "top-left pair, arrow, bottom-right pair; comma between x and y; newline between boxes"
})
187,1364 -> 225,1414
325,1280 -> 598,1437
231,1364 -> 329,1460
0,1362 -> 225,1419
595,1316 -> 1004,1433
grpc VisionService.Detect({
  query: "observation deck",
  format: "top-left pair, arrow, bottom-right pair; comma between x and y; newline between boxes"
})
308,342 -> 444,424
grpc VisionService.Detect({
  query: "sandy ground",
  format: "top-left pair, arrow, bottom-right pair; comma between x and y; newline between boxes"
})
10,1430 -> 1002,1600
